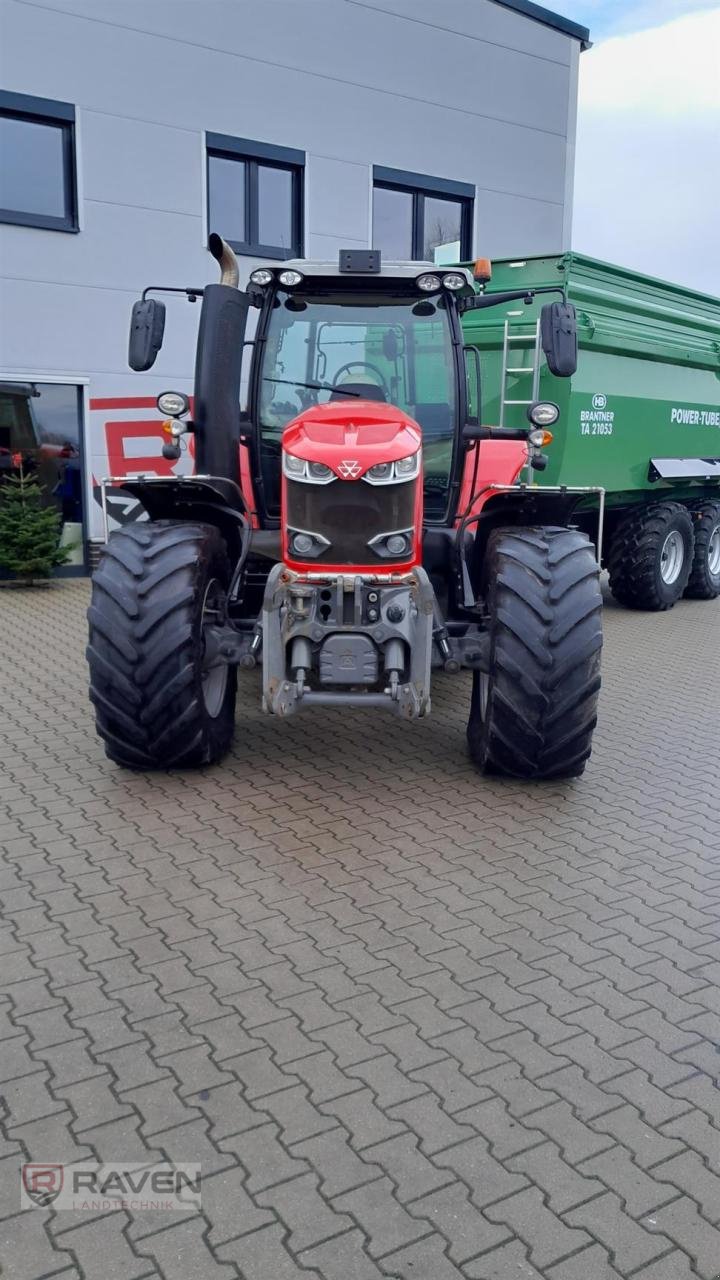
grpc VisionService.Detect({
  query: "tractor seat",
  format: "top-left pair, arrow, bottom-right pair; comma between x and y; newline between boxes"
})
329,382 -> 386,402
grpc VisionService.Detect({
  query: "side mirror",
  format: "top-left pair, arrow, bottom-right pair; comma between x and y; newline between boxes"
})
540,301 -> 577,377
128,299 -> 166,371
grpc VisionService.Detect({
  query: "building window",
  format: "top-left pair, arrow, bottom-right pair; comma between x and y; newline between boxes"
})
207,133 -> 304,259
373,167 -> 474,263
0,91 -> 78,232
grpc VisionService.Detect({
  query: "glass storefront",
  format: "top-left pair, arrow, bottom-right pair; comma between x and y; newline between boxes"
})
0,380 -> 85,570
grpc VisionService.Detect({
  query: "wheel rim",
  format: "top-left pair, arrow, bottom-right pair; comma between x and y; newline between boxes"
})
660,530 -> 684,585
708,524 -> 720,577
201,578 -> 228,718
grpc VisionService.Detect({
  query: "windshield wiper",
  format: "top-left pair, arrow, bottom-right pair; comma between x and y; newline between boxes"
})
262,377 -> 360,397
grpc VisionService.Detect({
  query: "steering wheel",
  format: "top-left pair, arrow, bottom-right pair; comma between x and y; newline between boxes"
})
331,361 -> 389,397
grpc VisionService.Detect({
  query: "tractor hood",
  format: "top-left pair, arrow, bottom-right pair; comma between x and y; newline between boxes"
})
282,401 -> 422,481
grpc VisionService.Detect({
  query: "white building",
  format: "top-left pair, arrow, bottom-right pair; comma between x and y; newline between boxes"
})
0,0 -> 589,564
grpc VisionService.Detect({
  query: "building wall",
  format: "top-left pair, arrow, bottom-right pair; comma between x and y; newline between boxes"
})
0,0 -> 582,541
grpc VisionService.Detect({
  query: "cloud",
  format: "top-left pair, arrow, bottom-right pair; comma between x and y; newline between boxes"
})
572,9 -> 720,294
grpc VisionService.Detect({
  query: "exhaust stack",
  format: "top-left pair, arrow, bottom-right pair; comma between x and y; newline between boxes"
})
208,232 -> 240,289
192,234 -> 249,483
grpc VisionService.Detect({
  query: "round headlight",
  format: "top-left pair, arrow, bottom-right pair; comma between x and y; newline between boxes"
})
157,391 -> 189,418
416,273 -> 441,293
278,269 -> 303,287
442,273 -> 465,291
368,462 -> 392,480
528,428 -> 545,448
527,401 -> 560,428
292,533 -> 315,555
308,461 -> 332,480
250,268 -> 274,286
386,534 -> 408,555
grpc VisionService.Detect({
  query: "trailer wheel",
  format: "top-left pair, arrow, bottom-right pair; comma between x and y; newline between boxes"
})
467,527 -> 602,779
87,521 -> 237,768
607,502 -> 694,610
684,502 -> 720,600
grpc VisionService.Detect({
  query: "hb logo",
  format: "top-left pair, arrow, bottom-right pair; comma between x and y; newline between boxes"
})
22,1164 -> 64,1207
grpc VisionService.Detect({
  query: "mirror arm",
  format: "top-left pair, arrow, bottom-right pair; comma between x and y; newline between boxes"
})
459,284 -> 567,313
141,285 -> 205,304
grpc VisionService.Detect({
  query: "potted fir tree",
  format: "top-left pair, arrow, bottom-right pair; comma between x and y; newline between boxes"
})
0,467 -> 71,585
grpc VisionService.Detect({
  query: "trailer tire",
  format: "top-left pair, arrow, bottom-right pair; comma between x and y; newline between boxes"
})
607,502 -> 694,610
87,521 -> 237,769
467,527 -> 603,779
684,502 -> 720,600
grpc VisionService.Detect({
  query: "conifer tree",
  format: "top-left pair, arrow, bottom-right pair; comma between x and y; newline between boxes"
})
0,467 -> 70,580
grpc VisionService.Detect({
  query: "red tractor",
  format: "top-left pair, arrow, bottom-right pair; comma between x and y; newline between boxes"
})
88,237 -> 602,778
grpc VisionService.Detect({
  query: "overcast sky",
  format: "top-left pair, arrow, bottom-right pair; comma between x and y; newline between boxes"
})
554,1 -> 720,294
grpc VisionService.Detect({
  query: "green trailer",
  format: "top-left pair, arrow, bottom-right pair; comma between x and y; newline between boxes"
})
460,252 -> 720,609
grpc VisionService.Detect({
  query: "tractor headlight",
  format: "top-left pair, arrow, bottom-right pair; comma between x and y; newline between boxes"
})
416,273 -> 441,292
250,268 -> 274,286
283,452 -> 306,477
283,453 -> 336,483
308,461 -> 333,480
278,269 -> 304,287
442,272 -> 466,291
288,527 -> 331,558
395,453 -> 420,478
157,390 -> 189,418
368,528 -> 414,558
527,401 -> 560,428
364,452 -> 421,484
367,462 -> 392,481
386,534 -> 409,555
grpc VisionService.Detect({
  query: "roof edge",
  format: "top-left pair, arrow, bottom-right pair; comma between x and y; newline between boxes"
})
493,0 -> 591,50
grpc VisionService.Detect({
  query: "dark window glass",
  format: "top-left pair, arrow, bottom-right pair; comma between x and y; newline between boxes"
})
0,116 -> 66,218
207,153 -> 246,246
0,381 -> 85,568
0,94 -> 77,232
373,186 -> 413,259
258,164 -> 293,252
372,173 -> 472,262
423,195 -> 463,261
207,140 -> 303,258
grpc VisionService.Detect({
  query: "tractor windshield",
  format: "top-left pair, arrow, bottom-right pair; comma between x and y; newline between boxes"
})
257,291 -> 457,517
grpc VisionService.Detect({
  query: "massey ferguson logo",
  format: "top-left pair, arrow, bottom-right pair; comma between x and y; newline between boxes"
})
338,460 -> 362,478
22,1165 -> 64,1206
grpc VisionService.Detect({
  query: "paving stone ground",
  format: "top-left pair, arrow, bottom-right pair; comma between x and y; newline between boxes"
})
0,578 -> 719,1280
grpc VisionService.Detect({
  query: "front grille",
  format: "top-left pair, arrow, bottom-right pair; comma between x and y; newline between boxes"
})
285,477 -> 416,565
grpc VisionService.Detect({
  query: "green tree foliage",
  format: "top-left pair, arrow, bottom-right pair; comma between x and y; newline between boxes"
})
0,468 -> 70,580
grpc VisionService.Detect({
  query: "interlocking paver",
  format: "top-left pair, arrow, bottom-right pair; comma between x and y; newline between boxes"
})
1,580 -> 719,1280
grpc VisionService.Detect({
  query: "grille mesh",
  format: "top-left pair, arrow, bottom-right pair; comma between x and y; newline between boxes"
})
285,477 -> 416,564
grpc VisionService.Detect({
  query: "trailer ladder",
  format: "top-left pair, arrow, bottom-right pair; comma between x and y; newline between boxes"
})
499,318 -> 541,428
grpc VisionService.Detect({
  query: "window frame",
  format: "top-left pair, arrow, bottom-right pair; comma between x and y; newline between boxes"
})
206,132 -> 304,260
373,166 -> 474,262
0,90 -> 78,233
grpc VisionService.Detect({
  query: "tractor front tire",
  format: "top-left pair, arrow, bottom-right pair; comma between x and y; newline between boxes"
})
607,502 -> 694,610
467,527 -> 603,780
87,521 -> 237,769
684,502 -> 720,600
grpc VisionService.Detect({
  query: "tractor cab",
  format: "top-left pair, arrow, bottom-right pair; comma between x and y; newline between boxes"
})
243,254 -> 475,526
